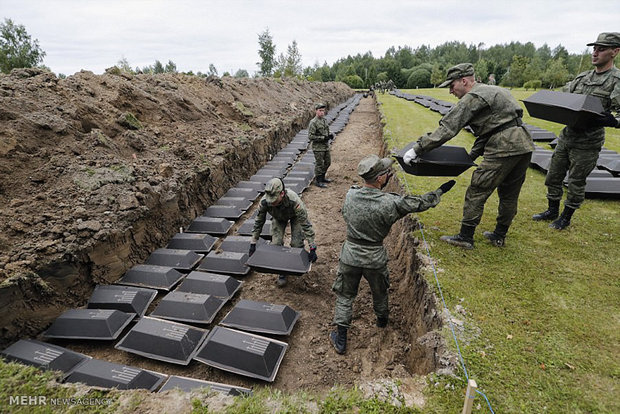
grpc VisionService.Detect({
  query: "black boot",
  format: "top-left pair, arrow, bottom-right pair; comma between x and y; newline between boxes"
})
329,325 -> 347,354
314,175 -> 327,188
376,317 -> 388,328
440,224 -> 475,249
550,207 -> 575,230
533,199 -> 560,221
483,224 -> 508,247
322,175 -> 332,183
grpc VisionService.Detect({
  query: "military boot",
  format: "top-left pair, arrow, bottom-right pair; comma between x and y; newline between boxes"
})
321,175 -> 332,183
532,199 -> 560,221
314,175 -> 327,188
329,325 -> 347,354
550,207 -> 575,230
482,224 -> 508,247
440,224 -> 475,249
376,317 -> 388,328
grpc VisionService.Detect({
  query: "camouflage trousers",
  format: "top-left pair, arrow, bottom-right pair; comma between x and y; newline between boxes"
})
544,140 -> 600,210
271,218 -> 305,248
332,261 -> 390,328
313,150 -> 331,177
462,152 -> 532,230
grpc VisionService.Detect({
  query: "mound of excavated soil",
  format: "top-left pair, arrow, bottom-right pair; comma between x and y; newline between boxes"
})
0,71 -> 450,402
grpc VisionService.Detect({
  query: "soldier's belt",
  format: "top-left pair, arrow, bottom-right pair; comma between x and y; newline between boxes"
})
478,118 -> 523,141
346,236 -> 383,247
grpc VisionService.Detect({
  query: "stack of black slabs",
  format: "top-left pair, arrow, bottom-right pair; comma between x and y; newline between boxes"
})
529,130 -> 557,142
64,359 -> 166,391
226,185 -> 262,198
150,291 -> 225,324
249,174 -> 275,185
145,248 -> 203,271
287,170 -> 314,185
204,205 -> 246,220
176,271 -> 242,299
214,197 -> 253,211
220,299 -> 300,336
115,317 -> 208,365
185,217 -> 233,236
395,144 -> 476,176
167,233 -> 218,253
87,285 -> 158,317
194,326 -> 288,382
270,156 -> 294,166
117,264 -> 184,291
522,90 -> 605,127
283,176 -> 309,192
197,251 -> 250,276
598,156 -> 620,176
43,309 -> 135,340
582,177 -> 620,198
549,138 -> 559,148
220,235 -> 265,253
158,375 -> 252,395
256,168 -> 285,179
246,244 -> 311,276
237,218 -> 271,239
1,339 -> 90,376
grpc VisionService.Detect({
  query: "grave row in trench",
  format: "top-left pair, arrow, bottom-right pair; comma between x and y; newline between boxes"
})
1,94 -> 363,395
390,89 -> 620,198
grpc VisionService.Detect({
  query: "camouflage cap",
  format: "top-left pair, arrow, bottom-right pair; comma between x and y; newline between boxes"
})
357,155 -> 394,181
264,178 -> 284,203
315,102 -> 326,109
439,63 -> 475,88
587,32 -> 620,47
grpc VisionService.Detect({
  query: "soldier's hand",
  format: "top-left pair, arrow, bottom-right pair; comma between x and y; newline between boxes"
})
308,246 -> 318,263
589,112 -> 618,128
438,180 -> 456,194
249,243 -> 256,257
403,148 -> 418,165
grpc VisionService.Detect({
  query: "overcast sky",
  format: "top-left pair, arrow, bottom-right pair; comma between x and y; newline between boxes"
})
1,0 -> 617,76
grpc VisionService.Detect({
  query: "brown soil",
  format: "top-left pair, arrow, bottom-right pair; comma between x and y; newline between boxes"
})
0,69 -> 452,407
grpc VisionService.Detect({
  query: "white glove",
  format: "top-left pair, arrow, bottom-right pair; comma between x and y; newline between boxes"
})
403,148 -> 418,165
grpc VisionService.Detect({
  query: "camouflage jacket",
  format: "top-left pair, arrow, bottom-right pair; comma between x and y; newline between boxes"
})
308,116 -> 330,151
560,66 -> 620,149
252,189 -> 315,245
413,84 -> 535,160
339,186 -> 442,268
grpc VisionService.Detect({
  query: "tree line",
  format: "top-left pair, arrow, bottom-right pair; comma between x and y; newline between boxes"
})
2,18 -> 617,91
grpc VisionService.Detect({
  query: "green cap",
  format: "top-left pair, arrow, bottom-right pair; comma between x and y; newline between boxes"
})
264,178 -> 284,203
315,103 -> 326,109
587,32 -> 620,47
439,63 -> 475,88
357,155 -> 394,180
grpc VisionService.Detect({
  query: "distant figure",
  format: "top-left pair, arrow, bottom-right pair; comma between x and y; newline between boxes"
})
308,103 -> 333,188
329,154 -> 455,354
488,74 -> 496,85
403,63 -> 535,249
250,178 -> 317,287
532,32 -> 620,230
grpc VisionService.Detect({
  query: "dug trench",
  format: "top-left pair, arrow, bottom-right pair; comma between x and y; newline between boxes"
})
0,71 -> 453,401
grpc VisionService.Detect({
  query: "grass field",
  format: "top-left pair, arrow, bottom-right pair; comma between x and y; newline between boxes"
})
379,87 -> 619,413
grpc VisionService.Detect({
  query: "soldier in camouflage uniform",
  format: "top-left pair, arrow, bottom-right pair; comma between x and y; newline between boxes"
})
329,155 -> 455,354
250,178 -> 317,287
533,33 -> 620,230
403,63 -> 535,249
308,103 -> 334,188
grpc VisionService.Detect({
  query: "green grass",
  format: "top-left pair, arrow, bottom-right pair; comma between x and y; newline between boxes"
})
380,88 -> 619,413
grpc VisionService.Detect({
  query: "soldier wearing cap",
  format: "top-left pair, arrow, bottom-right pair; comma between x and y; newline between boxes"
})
250,178 -> 317,287
403,63 -> 535,249
308,102 -> 334,188
329,155 -> 455,354
533,32 -> 620,230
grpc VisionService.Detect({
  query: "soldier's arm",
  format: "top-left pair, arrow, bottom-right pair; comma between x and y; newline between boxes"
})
295,202 -> 316,246
394,190 -> 443,217
610,79 -> 620,128
251,201 -> 268,242
308,120 -> 324,142
413,94 -> 485,155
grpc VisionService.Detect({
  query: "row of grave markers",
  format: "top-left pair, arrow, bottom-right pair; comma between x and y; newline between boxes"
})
391,89 -> 620,197
1,94 -> 363,394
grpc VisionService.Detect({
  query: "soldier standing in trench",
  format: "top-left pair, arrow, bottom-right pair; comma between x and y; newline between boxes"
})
532,32 -> 620,230
403,63 -> 535,249
329,155 -> 455,354
308,103 -> 334,188
249,178 -> 318,287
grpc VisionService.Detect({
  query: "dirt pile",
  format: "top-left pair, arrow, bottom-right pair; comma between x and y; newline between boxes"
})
0,68 -> 352,344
